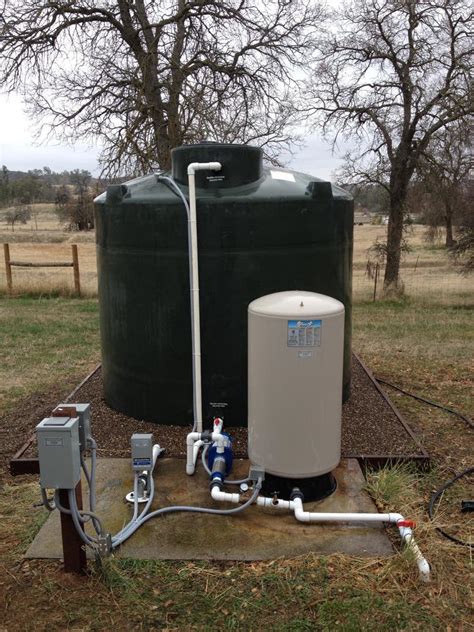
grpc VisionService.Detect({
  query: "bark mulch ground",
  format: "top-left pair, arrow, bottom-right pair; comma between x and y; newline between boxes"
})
2,354 -> 426,478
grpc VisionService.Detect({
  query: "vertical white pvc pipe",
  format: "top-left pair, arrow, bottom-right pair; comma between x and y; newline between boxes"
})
187,162 -> 221,433
187,170 -> 202,432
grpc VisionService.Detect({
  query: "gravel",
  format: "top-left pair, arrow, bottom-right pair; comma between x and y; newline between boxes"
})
68,355 -> 423,458
2,354 -> 425,475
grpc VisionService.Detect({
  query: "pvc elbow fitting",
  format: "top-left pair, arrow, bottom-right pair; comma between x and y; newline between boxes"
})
294,502 -> 311,523
210,432 -> 226,450
211,485 -> 240,504
187,162 -> 222,175
186,432 -> 202,475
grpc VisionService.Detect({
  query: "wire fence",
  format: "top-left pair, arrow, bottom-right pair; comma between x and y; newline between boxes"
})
353,259 -> 473,304
1,228 -> 472,305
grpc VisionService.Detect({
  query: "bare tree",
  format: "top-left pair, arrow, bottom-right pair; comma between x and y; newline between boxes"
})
55,172 -> 95,231
311,0 -> 473,292
0,1 -> 321,176
417,121 -> 472,247
450,177 -> 474,273
4,206 -> 31,231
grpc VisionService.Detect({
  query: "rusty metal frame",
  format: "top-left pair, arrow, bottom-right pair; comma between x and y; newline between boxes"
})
9,364 -> 101,476
352,352 -> 429,467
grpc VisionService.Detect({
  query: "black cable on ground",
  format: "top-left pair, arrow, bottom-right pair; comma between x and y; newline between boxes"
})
375,376 -> 472,546
428,467 -> 473,548
375,377 -> 474,430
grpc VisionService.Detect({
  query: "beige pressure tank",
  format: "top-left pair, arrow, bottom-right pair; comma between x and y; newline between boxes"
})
248,291 -> 345,499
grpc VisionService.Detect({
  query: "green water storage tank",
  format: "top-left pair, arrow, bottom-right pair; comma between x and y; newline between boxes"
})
94,143 -> 353,426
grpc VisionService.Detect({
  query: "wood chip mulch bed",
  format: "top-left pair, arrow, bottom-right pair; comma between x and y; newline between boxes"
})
8,354 -> 426,468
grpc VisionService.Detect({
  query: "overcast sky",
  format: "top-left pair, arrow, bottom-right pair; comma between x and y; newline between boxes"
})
0,91 -> 344,180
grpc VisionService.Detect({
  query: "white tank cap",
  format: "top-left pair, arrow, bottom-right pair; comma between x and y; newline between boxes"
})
248,290 -> 345,318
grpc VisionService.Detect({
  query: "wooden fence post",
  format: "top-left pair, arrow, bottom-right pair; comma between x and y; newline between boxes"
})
71,245 -> 81,297
3,243 -> 13,293
58,483 -> 88,575
373,262 -> 379,302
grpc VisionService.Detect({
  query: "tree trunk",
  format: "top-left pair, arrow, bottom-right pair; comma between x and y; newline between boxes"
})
445,205 -> 454,248
383,151 -> 413,292
384,197 -> 404,291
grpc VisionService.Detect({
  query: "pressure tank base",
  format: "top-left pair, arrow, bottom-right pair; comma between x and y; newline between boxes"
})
260,472 -> 337,502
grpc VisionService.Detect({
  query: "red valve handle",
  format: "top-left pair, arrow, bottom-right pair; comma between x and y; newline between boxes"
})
397,519 -> 416,528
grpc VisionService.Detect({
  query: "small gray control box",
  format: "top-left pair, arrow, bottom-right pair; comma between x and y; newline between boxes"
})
131,433 -> 153,471
36,416 -> 81,489
54,403 -> 91,452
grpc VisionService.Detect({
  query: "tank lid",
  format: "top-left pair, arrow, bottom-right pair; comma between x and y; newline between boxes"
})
171,142 -> 263,189
248,291 -> 345,318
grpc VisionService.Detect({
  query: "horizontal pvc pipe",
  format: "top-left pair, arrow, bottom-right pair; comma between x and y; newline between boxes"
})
187,162 -> 221,175
256,496 -> 293,510
293,503 -> 401,524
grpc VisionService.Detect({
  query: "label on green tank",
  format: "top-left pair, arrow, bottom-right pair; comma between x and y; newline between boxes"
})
287,320 -> 321,347
270,170 -> 296,182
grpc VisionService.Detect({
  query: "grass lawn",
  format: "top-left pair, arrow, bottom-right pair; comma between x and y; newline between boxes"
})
0,294 -> 472,631
0,296 -> 100,413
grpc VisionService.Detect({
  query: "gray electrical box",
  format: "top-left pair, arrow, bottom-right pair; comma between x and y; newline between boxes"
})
53,403 -> 91,452
36,416 -> 81,489
131,433 -> 153,471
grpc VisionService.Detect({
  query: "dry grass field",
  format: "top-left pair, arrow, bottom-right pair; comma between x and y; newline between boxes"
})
352,224 -> 472,304
0,204 -> 96,296
0,204 -> 472,304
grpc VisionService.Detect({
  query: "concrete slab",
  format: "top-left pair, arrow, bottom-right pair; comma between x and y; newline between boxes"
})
26,458 -> 393,561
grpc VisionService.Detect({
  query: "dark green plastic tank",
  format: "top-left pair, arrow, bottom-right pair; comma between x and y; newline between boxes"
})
94,143 -> 353,426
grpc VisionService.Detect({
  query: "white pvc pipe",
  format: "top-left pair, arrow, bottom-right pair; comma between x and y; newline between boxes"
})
186,432 -> 202,475
187,161 -> 222,434
152,444 -> 161,467
210,491 -> 430,581
291,498 -> 430,581
210,431 -> 226,449
140,444 -> 162,479
211,486 -> 240,504
213,417 -> 224,434
193,439 -> 204,467
398,526 -> 431,580
256,496 -> 293,510
186,429 -> 226,475
293,503 -> 401,524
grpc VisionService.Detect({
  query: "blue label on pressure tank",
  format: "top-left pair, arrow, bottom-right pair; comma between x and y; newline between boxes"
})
287,319 -> 321,347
